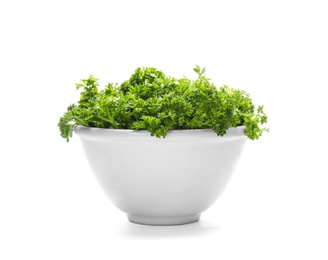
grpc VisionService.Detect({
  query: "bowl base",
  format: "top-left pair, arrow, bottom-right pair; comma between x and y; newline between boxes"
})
127,214 -> 201,226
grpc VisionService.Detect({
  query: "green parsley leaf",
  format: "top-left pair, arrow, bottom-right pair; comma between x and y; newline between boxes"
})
58,66 -> 269,141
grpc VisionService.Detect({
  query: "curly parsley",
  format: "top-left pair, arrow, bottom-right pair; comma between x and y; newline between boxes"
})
58,66 -> 268,142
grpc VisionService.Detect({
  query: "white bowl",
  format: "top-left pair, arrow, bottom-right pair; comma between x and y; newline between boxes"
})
74,126 -> 247,225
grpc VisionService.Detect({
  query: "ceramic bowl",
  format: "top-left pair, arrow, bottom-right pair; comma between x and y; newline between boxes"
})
74,126 -> 247,225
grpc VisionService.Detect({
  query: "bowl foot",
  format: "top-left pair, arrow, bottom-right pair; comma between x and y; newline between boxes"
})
127,214 -> 201,226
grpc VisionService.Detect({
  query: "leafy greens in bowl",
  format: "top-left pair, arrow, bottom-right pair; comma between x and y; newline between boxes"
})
58,66 -> 268,141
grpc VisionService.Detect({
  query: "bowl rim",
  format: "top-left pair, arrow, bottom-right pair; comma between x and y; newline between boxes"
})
74,125 -> 246,139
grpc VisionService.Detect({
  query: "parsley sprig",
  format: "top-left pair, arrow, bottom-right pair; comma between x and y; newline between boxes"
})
58,66 -> 268,142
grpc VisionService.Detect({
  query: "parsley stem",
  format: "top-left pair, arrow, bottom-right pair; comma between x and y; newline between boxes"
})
97,115 -> 119,129
181,81 -> 195,99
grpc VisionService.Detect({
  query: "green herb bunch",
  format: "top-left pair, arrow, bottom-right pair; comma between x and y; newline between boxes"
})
58,66 -> 268,142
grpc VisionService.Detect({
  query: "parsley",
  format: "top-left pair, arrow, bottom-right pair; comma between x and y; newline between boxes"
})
58,66 -> 268,142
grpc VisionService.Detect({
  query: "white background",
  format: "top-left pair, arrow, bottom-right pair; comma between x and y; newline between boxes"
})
1,0 -> 327,259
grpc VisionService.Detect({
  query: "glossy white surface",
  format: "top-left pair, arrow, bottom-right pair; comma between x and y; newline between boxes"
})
75,126 -> 247,225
